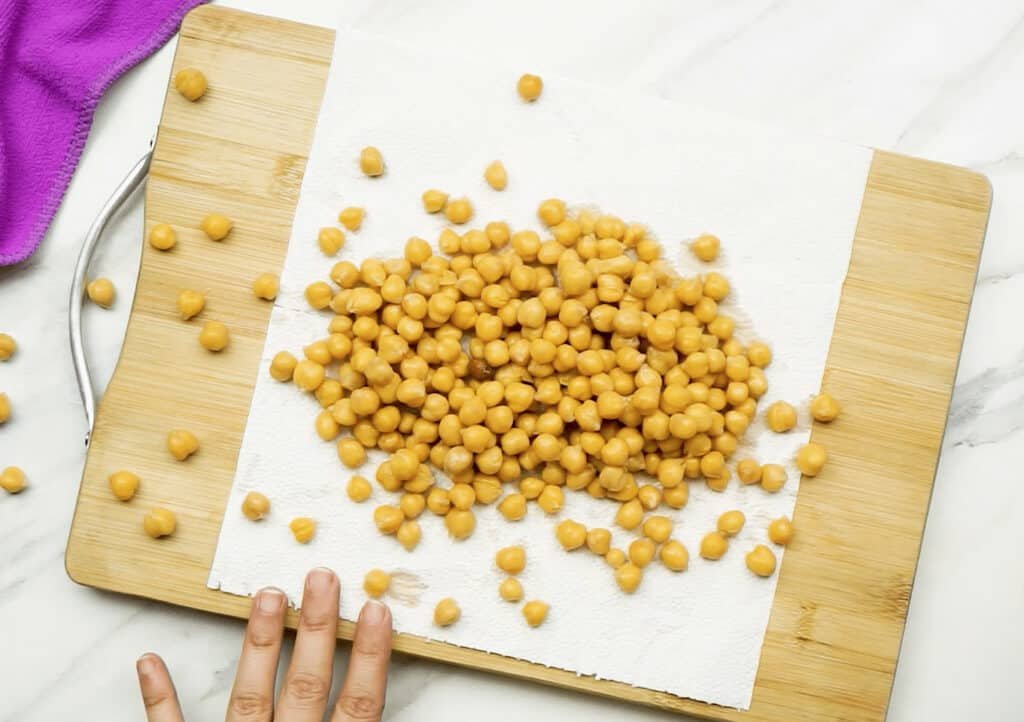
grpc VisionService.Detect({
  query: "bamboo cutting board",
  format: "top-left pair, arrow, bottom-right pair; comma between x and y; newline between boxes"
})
65,6 -> 991,721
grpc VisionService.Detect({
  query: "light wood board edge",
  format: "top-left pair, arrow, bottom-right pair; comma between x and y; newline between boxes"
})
64,6 -> 992,721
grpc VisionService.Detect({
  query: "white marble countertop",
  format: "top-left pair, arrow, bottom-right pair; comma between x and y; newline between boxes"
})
1,1 -> 1022,720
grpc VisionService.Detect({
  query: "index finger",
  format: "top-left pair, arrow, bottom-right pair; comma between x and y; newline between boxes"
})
331,600 -> 393,722
136,653 -> 185,722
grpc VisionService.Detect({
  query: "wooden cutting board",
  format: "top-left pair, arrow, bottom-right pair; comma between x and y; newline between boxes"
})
65,6 -> 991,721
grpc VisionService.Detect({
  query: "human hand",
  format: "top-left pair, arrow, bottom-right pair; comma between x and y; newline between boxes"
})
136,568 -> 393,721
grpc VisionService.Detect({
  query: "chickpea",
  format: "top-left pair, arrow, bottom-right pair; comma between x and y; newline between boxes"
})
516,73 -> 543,101
615,499 -> 643,530
373,505 -> 404,535
585,528 -> 611,555
737,458 -> 762,484
796,442 -> 827,476
445,508 -> 476,539
662,484 -> 688,509
445,198 -> 474,225
337,438 -> 367,468
422,189 -> 448,213
765,401 -> 797,432
426,487 -> 451,515
811,392 -> 841,422
660,540 -> 689,572
0,392 -> 9,424
496,546 -> 526,574
555,519 -> 587,550
642,515 -> 673,544
359,146 -> 384,176
760,463 -> 787,492
397,520 -> 422,551
304,281 -> 332,310
251,272 -> 279,301
144,507 -> 177,538
449,482 -> 476,510
434,597 -> 461,627
338,206 -> 364,231
499,578 -> 523,602
173,290 -> 200,319
614,562 -> 643,593
149,223 -> 177,250
1,466 -> 27,493
629,538 -> 656,568
484,160 -> 508,190
768,516 -> 794,546
699,450 -> 725,478
166,429 -> 199,461
700,531 -> 728,560
346,475 -> 372,502
174,67 -> 206,100
318,227 -> 345,256
293,360 -> 325,392
690,233 -> 720,262
537,199 -> 565,227
717,510 -> 745,536
521,600 -> 549,628
746,544 -> 777,577
86,278 -> 115,308
747,341 -> 772,367
238,490 -> 270,520
363,569 -> 391,598
197,213 -> 231,242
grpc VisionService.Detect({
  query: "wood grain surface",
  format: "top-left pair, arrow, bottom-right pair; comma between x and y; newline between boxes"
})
64,6 -> 991,720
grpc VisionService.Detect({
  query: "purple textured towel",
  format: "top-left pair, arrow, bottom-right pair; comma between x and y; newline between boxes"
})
0,0 -> 206,266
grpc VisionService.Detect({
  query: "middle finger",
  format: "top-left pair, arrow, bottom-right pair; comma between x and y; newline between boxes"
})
277,568 -> 341,722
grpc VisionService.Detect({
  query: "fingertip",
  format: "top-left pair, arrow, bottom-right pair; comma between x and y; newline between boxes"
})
306,566 -> 339,592
136,653 -> 162,676
254,586 -> 288,613
358,599 -> 391,627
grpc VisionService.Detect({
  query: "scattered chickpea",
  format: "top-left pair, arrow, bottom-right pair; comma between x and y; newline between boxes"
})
760,463 -> 787,492
605,548 -> 627,569
484,161 -> 508,191
537,199 -> 565,227
0,333 -> 15,361
339,207 -> 365,231
318,227 -> 345,256
269,351 -> 297,381
397,520 -> 422,550
660,540 -> 689,572
149,223 -> 177,251
445,508 -> 476,539
177,289 -> 205,320
555,519 -> 587,550
289,517 -> 316,543
498,493 -> 527,521
166,429 -> 199,461
499,578 -> 523,602
337,438 -> 366,468
615,499 -> 644,530
717,510 -> 746,536
173,68 -> 206,101
765,401 -> 797,432
614,562 -> 643,593
516,73 -> 543,102
238,491 -> 271,520
496,545 -> 526,574
810,393 -> 841,422
768,516 -> 794,545
445,198 -> 474,225
294,359 -> 326,392
108,470 -> 140,501
359,146 -> 384,177
86,278 -> 115,308
0,392 -> 9,424
628,538 -> 656,568
536,484 -> 564,514
796,442 -> 827,476
374,505 -> 404,534
252,273 -> 279,301
737,458 -> 761,485
422,189 -> 448,213
745,544 -> 777,577
199,321 -> 229,351
700,531 -> 728,560
0,466 -> 27,494
690,233 -> 720,262
144,507 -> 177,538
434,597 -> 461,627
521,600 -> 549,627
586,528 -> 611,555
200,213 -> 232,241
363,569 -> 391,598
642,515 -> 673,544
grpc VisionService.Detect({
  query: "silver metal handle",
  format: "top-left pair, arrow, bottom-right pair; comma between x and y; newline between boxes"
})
70,150 -> 152,447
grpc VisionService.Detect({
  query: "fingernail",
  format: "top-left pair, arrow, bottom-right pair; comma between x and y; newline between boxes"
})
307,567 -> 335,592
257,587 -> 286,612
360,599 -> 389,624
137,654 -> 157,675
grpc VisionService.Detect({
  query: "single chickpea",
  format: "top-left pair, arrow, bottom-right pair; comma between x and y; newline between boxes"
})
0,392 -> 9,424
484,160 -> 508,191
445,508 -> 476,539
304,281 -> 332,310
397,520 -> 422,551
496,546 -> 526,574
796,442 -> 827,476
700,531 -> 728,560
293,360 -> 325,393
760,463 -> 787,492
517,73 -> 543,101
318,227 -> 345,256
555,519 -> 587,550
765,401 -> 797,432
359,146 -> 384,177
176,289 -> 205,320
287,517 -> 315,544
166,429 -> 199,461
660,540 -> 689,572
199,320 -> 229,351
449,482 -> 476,510
537,199 -> 565,227
768,516 -> 794,546
499,578 -> 523,602
747,341 -> 772,367
346,475 -> 372,502
521,600 -> 549,628
690,233 -> 720,262
615,499 -> 644,530
498,493 -> 527,521
445,198 -> 474,225
149,223 -> 177,250
337,438 -> 367,468
536,484 -> 564,514
363,569 -> 391,598
374,505 -> 404,535
737,458 -> 762,485
200,213 -> 232,241
0,333 -> 15,361
586,528 -> 611,555
662,484 -> 689,509
0,463 -> 27,494
427,487 -> 451,515
810,393 -> 841,422
144,507 -> 177,538
174,67 -> 206,101
603,548 -> 626,569
628,538 -> 657,568
241,491 -> 271,520
717,510 -> 746,536
108,470 -> 139,501
422,189 -> 448,213
86,278 -> 115,308
338,207 -> 365,231
434,597 -> 461,627
614,562 -> 643,593
251,272 -> 279,301
699,450 -> 725,478
642,515 -> 673,544
746,544 -> 777,577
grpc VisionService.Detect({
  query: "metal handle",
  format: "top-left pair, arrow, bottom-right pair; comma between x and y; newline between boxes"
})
69,150 -> 153,446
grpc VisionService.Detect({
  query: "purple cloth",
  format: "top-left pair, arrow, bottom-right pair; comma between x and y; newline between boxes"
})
0,0 -> 206,266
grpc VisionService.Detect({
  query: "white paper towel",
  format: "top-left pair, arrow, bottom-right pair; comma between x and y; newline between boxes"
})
208,27 -> 872,709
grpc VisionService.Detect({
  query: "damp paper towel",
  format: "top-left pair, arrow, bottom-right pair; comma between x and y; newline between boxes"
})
208,27 -> 873,710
